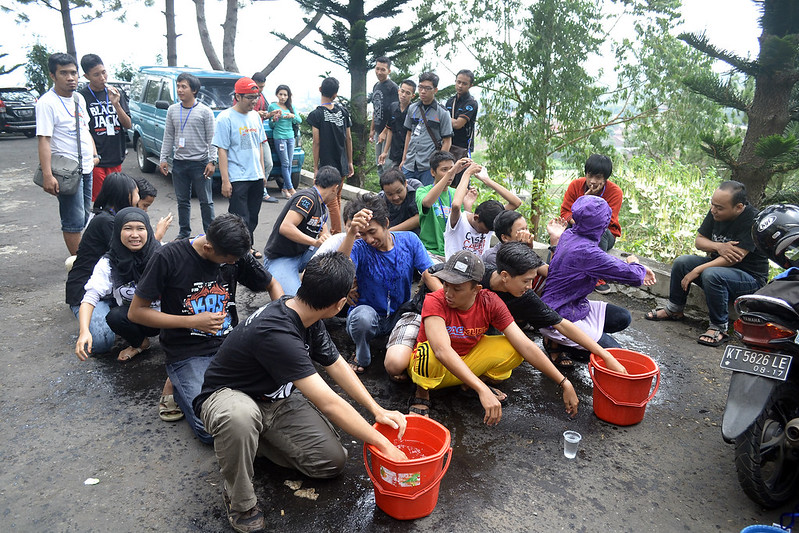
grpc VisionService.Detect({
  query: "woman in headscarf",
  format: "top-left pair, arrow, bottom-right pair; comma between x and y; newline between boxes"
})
75,207 -> 160,362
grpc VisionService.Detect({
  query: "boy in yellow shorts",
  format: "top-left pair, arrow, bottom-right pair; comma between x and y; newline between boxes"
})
408,250 -> 579,425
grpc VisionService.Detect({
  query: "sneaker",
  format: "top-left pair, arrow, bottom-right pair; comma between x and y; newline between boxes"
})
223,489 -> 265,533
595,280 -> 611,294
262,194 -> 278,203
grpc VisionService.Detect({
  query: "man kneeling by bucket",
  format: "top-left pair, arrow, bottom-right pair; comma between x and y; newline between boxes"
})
405,250 -> 579,424
194,252 -> 408,533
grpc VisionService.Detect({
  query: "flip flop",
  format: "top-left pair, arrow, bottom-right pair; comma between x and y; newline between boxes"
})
159,394 -> 184,422
544,338 -> 574,368
348,357 -> 367,375
118,344 -> 148,362
408,395 -> 431,417
645,306 -> 684,321
697,327 -> 730,347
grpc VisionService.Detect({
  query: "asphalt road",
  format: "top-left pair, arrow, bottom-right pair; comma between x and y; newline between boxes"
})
0,134 -> 797,532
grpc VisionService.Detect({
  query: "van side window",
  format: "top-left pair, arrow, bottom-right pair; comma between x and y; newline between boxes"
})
143,79 -> 161,105
130,73 -> 145,101
160,81 -> 174,105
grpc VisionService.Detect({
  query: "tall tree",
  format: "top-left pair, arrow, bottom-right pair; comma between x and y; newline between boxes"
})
25,42 -> 53,95
164,0 -> 178,66
276,0 -> 445,186
679,0 -> 799,205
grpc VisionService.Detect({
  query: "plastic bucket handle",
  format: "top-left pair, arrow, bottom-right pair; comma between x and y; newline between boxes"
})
363,446 -> 453,501
589,364 -> 661,408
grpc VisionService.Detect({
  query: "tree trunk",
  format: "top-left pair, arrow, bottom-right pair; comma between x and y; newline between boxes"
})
193,0 -> 223,70
348,6 -> 368,188
222,0 -> 239,72
259,10 -> 324,78
165,0 -> 178,66
59,0 -> 77,59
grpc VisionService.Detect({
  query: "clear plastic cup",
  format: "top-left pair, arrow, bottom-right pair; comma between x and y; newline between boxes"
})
563,430 -> 582,459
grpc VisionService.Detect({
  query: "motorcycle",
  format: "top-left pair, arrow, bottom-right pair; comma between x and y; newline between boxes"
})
721,291 -> 799,508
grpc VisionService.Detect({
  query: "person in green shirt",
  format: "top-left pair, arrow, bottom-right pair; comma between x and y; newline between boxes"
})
416,151 -> 473,260
268,84 -> 302,199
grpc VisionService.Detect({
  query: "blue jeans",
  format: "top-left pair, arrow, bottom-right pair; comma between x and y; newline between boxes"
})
346,306 -> 403,367
71,300 -> 116,354
275,137 -> 295,190
172,159 -> 215,239
166,354 -> 214,444
668,254 -> 763,328
59,173 -> 92,233
264,248 -> 315,295
403,167 -> 434,186
262,142 -> 275,196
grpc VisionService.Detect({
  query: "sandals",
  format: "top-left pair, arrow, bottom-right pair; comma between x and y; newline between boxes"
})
159,394 -> 184,422
645,306 -> 684,321
408,395 -> 431,417
697,326 -> 730,347
118,342 -> 149,362
348,357 -> 368,375
544,338 -> 574,368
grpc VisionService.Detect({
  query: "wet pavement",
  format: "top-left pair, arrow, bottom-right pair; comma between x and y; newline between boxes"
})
0,134 -> 797,532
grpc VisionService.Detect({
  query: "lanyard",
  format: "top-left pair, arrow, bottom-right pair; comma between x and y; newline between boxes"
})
179,103 -> 197,133
53,89 -> 77,117
87,86 -> 108,105
437,189 -> 452,216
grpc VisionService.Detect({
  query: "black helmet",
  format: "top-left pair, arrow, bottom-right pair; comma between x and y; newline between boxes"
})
753,204 -> 799,268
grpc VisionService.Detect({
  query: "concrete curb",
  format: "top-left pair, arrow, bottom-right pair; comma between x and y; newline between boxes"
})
297,169 -> 714,321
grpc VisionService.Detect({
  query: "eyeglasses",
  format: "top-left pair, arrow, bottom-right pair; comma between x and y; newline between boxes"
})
242,94 -> 259,100
418,85 -> 435,92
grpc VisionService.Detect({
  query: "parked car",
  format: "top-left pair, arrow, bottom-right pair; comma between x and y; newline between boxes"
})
127,66 -> 304,185
0,87 -> 37,137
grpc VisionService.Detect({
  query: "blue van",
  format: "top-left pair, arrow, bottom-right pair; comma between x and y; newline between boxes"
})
128,66 -> 304,185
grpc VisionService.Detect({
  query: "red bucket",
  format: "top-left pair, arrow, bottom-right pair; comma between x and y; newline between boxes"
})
589,348 -> 660,426
363,414 -> 452,520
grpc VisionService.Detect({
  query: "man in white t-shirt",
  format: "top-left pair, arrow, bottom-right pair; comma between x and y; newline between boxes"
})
36,52 -> 97,255
443,163 -> 521,260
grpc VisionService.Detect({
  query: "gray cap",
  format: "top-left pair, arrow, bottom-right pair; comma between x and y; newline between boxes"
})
433,250 -> 485,284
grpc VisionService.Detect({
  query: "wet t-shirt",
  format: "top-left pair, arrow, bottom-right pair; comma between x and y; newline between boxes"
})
480,267 -> 562,329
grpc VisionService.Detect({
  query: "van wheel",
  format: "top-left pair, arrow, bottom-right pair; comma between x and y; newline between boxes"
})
24,131 -> 36,138
136,137 -> 156,173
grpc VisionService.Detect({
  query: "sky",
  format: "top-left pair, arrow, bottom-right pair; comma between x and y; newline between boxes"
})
0,0 -> 761,110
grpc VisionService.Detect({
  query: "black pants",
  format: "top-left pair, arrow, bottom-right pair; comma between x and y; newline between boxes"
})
106,305 -> 159,348
229,180 -> 263,247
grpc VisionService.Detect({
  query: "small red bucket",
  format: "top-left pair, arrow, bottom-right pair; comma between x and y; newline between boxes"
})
589,348 -> 660,426
363,414 -> 452,520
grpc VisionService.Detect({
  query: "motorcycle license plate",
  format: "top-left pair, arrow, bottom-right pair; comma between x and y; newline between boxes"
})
720,345 -> 792,381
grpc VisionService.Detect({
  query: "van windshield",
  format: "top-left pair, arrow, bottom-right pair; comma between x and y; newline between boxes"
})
196,78 -> 237,110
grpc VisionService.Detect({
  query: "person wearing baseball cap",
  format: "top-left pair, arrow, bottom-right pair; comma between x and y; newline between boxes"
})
212,77 -> 270,258
407,250 -> 579,425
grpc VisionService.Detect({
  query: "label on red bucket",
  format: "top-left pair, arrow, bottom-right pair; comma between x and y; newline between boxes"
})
379,466 -> 421,487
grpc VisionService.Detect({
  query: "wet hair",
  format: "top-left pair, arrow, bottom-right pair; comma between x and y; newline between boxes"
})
297,252 -> 355,310
80,54 -> 103,74
133,176 -> 157,200
495,242 -> 542,277
429,150 -> 456,172
584,154 -> 612,179
315,165 -> 343,189
473,200 -> 504,232
206,213 -> 251,258
94,172 -> 137,214
48,53 -> 78,75
456,69 -> 475,85
400,79 -> 416,92
493,210 -> 524,242
275,84 -> 295,114
176,72 -> 201,96
375,56 -> 391,69
419,71 -> 439,88
379,167 -> 406,188
320,77 -> 339,98
251,72 -> 266,83
350,192 -> 390,227
342,199 -> 359,224
718,180 -> 748,206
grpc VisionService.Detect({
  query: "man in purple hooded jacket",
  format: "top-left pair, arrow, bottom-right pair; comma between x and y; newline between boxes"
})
540,195 -> 656,360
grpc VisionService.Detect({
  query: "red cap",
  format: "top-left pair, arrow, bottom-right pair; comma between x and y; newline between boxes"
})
234,77 -> 259,95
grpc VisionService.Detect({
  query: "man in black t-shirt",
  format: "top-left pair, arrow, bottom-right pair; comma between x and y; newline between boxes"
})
646,181 -> 769,347
195,252 -> 408,533
378,168 -> 422,234
79,54 -> 131,202
129,214 -> 283,444
445,69 -> 478,188
369,56 -> 399,177
264,166 -> 343,295
379,79 -> 416,172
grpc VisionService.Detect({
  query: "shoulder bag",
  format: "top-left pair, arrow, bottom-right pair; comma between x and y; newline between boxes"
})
33,95 -> 83,196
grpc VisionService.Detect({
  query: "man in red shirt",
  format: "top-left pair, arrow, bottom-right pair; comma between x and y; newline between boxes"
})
560,154 -> 622,293
407,250 -> 578,425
